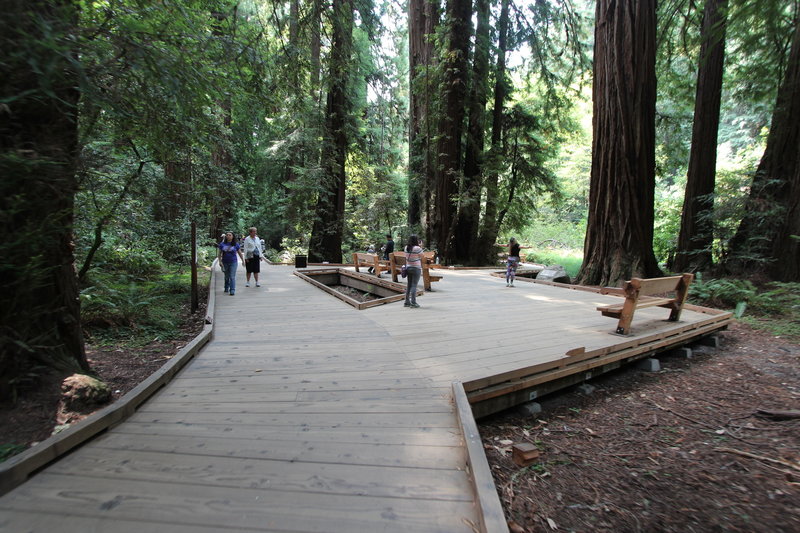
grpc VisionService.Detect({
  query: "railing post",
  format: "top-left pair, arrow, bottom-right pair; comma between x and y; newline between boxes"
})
191,221 -> 198,313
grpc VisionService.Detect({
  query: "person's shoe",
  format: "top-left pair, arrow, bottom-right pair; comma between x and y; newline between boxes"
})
229,291 -> 235,295
404,303 -> 411,307
510,282 -> 514,287
224,288 -> 229,293
245,282 -> 250,287
410,303 -> 420,308
256,283 -> 261,287
506,282 -> 510,287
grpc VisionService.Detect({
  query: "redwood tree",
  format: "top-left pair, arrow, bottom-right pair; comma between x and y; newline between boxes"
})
433,0 -> 471,260
475,0 -> 511,265
452,0 -> 491,264
308,0 -> 353,263
0,0 -> 90,396
726,18 -> 800,281
408,0 -> 439,235
576,0 -> 662,286
674,0 -> 728,273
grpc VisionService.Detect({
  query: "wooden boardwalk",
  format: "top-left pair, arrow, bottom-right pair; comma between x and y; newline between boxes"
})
0,264 -> 730,532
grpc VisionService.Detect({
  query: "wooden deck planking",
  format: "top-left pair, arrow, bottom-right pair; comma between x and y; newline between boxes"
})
0,264 -> 731,532
1,264 -> 483,532
126,411 -> 463,429
44,447 -> 473,500
1,473 -> 477,533
113,421 -> 464,446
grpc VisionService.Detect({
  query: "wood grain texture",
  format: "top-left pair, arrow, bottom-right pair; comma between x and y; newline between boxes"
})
0,264 -> 730,532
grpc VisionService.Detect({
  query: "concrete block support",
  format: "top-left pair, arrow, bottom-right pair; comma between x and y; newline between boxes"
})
577,383 -> 596,395
637,358 -> 661,372
697,334 -> 720,348
517,402 -> 542,417
673,346 -> 693,359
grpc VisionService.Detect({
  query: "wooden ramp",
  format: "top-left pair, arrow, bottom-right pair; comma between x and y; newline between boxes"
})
0,265 -> 731,532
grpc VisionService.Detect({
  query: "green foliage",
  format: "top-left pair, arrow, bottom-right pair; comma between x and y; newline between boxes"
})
691,277 -> 800,340
653,184 -> 684,265
739,285 -> 800,340
689,276 -> 760,309
80,271 -> 205,346
0,443 -> 27,464
528,250 -> 583,278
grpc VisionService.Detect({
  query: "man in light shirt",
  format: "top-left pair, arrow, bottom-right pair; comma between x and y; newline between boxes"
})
243,227 -> 265,287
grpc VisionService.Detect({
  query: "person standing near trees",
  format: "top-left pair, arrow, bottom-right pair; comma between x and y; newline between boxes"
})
243,227 -> 265,287
219,232 -> 244,295
382,234 -> 394,260
403,234 -> 423,308
499,237 -> 529,287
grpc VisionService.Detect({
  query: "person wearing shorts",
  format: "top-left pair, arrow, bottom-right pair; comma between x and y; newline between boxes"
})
243,227 -> 264,287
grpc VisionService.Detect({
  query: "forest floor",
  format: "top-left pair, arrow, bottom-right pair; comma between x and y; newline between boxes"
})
0,289 -> 207,460
2,297 -> 798,533
480,321 -> 800,533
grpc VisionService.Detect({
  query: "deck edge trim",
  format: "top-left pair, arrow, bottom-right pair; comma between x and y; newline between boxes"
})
452,381 -> 510,533
0,264 -> 218,496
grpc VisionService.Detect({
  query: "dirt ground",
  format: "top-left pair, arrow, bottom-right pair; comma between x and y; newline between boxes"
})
0,293 -> 207,454
479,321 -> 800,533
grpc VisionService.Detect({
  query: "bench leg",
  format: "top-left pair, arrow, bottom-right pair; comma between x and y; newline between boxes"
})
616,296 -> 638,335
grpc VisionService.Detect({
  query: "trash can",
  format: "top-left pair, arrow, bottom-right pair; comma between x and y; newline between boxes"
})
295,255 -> 307,268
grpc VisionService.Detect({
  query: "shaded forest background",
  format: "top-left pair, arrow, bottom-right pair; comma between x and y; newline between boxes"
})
1,0 -> 799,393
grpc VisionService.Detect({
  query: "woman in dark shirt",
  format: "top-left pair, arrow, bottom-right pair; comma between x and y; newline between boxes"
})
219,232 -> 244,295
504,237 -> 528,287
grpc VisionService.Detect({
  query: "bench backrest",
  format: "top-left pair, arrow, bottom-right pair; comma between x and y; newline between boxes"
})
389,251 -> 407,267
626,274 -> 693,298
353,252 -> 378,264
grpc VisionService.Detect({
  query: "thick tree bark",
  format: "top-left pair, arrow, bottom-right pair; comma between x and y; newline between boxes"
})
210,96 -> 233,239
576,0 -> 662,287
674,0 -> 727,273
453,0 -> 490,264
308,0 -> 352,263
726,19 -> 800,281
154,158 -> 192,222
0,0 -> 89,397
475,0 -> 511,265
433,0 -> 471,261
408,0 -> 439,232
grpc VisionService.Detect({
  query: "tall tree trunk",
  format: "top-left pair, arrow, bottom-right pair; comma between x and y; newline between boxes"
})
726,19 -> 800,281
155,157 -> 191,222
476,0 -> 511,265
308,0 -> 352,263
310,0 -> 322,102
408,0 -> 439,232
674,0 -> 727,273
0,0 -> 89,398
576,0 -> 662,287
453,0 -> 490,264
210,96 -> 233,239
433,0 -> 471,261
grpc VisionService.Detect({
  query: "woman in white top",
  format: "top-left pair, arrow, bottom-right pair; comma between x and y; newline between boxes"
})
243,227 -> 264,287
404,234 -> 423,308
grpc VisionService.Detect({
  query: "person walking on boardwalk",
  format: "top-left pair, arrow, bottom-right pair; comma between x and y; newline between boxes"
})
219,232 -> 244,295
500,237 -> 529,287
404,234 -> 423,308
243,227 -> 265,287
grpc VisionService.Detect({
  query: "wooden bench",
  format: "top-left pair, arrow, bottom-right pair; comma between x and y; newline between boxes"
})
389,252 -> 443,291
597,273 -> 694,335
352,252 -> 388,277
